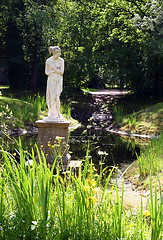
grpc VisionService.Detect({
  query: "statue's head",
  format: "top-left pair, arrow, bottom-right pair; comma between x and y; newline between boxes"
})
49,46 -> 61,55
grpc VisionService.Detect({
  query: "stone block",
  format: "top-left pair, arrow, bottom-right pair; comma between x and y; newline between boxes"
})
35,120 -> 71,165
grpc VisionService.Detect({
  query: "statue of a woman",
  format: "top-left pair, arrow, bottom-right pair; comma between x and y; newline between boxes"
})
44,46 -> 64,120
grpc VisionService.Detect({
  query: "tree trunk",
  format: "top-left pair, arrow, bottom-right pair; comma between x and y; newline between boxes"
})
30,51 -> 39,92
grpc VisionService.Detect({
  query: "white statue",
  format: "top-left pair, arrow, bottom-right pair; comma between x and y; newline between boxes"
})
44,46 -> 64,120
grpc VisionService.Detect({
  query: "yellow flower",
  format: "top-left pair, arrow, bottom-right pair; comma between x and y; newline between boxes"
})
40,145 -> 43,148
84,185 -> 90,192
93,188 -> 97,195
143,210 -> 150,218
90,179 -> 96,187
90,196 -> 97,204
86,180 -> 90,186
13,153 -> 16,156
87,196 -> 97,207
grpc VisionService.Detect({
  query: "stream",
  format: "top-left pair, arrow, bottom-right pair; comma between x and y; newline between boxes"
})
70,90 -> 140,168
0,90 -> 140,170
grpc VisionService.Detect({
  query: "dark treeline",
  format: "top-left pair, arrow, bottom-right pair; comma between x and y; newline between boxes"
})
0,0 -> 163,94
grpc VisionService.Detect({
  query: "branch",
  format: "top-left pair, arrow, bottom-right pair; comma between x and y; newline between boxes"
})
126,0 -> 148,17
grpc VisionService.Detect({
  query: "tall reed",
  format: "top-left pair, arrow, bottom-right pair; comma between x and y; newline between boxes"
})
112,105 -> 125,123
0,140 -> 161,239
148,175 -> 162,240
137,133 -> 163,178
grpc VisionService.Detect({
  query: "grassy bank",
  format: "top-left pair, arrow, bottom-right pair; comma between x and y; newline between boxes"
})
113,102 -> 163,136
120,102 -> 163,135
0,89 -> 77,134
112,94 -> 163,197
113,93 -> 163,136
122,133 -> 163,191
0,141 -> 162,239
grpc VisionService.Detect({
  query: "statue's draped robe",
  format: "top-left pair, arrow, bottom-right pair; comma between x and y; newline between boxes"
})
45,56 -> 64,118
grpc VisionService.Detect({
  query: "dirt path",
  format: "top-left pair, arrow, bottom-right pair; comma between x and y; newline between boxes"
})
115,175 -> 150,214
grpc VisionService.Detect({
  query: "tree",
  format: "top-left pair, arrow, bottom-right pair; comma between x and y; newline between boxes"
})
1,0 -> 162,94
16,0 -> 56,91
0,0 -> 57,91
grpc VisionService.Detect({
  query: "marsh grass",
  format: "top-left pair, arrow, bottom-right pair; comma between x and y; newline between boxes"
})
0,140 -> 162,239
0,93 -> 71,131
120,102 -> 163,135
0,94 -> 44,129
113,105 -> 125,123
148,175 -> 162,240
137,133 -> 163,179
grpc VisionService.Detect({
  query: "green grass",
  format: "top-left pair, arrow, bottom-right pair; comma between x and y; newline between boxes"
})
0,140 -> 162,239
0,94 -> 44,130
112,105 -> 126,123
0,85 -> 9,90
0,92 -> 73,132
113,101 -> 163,135
112,91 -> 163,136
137,133 -> 163,179
121,102 -> 163,135
122,133 -> 163,193
82,88 -> 99,93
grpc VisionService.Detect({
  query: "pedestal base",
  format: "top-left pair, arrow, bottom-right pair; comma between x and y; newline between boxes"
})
43,116 -> 65,122
35,119 -> 71,166
35,153 -> 71,171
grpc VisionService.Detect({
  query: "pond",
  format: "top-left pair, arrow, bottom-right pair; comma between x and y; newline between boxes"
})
69,126 -> 140,167
0,126 -> 140,170
0,89 -> 145,171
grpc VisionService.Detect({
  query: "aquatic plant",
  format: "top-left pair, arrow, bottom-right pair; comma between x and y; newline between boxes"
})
0,93 -> 71,132
112,105 -> 125,123
137,133 -> 163,178
0,141 -> 162,239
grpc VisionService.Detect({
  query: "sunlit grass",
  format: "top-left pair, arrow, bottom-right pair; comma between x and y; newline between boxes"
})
121,102 -> 163,135
0,85 -> 9,90
137,133 -> 163,179
112,105 -> 125,123
0,93 -> 72,132
0,140 -> 162,239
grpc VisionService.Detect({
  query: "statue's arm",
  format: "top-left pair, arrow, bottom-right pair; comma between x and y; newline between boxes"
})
53,58 -> 64,76
45,60 -> 52,76
45,58 -> 64,76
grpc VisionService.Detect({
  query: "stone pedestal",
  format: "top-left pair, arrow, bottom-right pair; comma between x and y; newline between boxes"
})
35,120 -> 71,166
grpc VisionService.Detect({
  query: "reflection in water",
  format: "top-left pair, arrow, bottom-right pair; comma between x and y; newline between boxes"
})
0,127 -> 140,168
69,127 -> 140,166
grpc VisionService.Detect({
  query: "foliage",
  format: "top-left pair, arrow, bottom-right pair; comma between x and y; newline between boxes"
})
0,0 -> 162,93
0,0 -> 56,91
0,140 -> 162,239
148,175 -> 162,240
112,104 -> 126,123
0,92 -> 72,132
120,102 -> 163,135
137,133 -> 163,179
